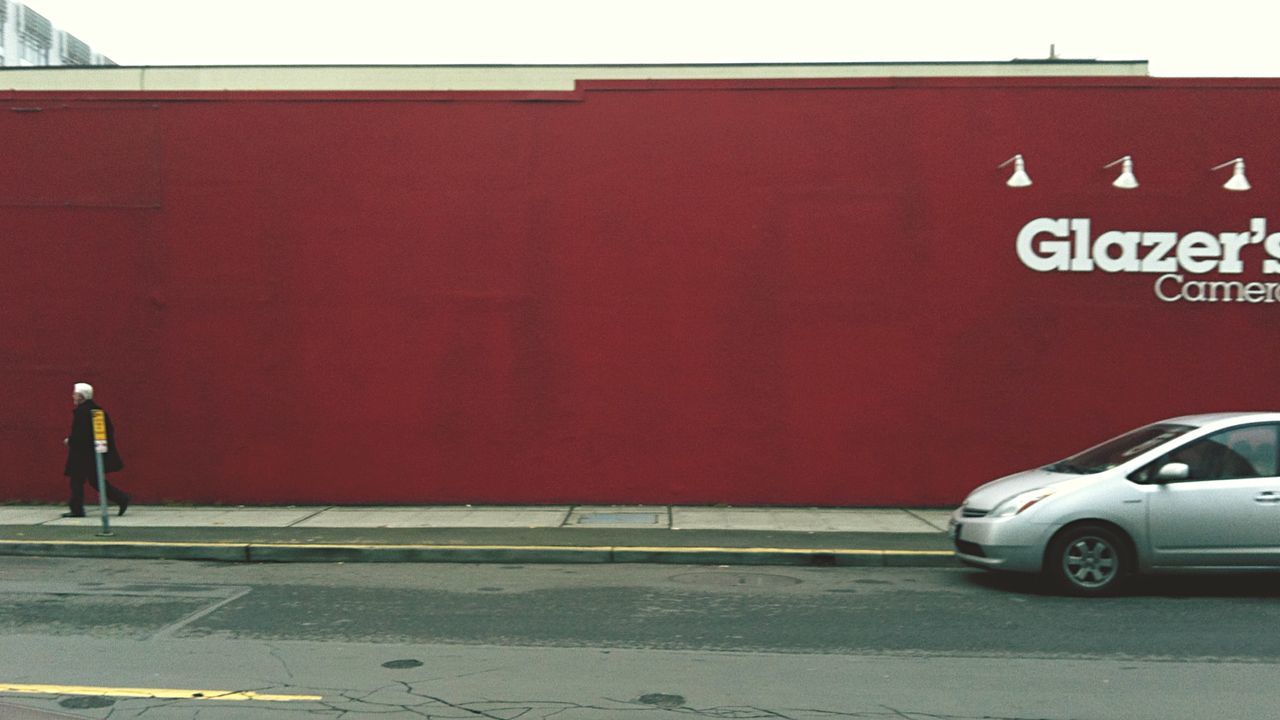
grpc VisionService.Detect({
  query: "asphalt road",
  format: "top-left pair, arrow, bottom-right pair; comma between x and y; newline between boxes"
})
1,557 -> 1278,719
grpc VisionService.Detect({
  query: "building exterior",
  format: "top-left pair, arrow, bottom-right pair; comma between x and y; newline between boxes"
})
0,1 -> 114,67
5,62 -> 1280,508
0,59 -> 1147,90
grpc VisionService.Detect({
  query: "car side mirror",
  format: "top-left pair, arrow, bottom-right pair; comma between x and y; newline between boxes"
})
1154,462 -> 1190,482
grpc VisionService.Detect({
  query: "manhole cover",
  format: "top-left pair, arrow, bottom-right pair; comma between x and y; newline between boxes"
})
382,659 -> 424,669
59,697 -> 115,709
577,512 -> 659,525
668,571 -> 802,587
638,693 -> 685,708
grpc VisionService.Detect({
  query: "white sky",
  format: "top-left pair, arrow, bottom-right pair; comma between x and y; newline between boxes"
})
17,0 -> 1280,77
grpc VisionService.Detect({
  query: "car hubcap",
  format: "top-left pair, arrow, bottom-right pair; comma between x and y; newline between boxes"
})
1063,536 -> 1116,587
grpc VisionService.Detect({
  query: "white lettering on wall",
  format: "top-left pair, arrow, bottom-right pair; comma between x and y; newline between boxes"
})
1266,227 -> 1280,274
1094,231 -> 1140,273
1016,217 -> 1280,303
1153,274 -> 1280,304
1016,218 -> 1070,272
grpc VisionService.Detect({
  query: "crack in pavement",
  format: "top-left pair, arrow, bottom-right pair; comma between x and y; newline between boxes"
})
305,687 -> 1080,720
265,642 -> 297,682
4,682 -> 1082,719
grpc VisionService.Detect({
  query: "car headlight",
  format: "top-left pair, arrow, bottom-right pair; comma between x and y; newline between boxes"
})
989,488 -> 1055,518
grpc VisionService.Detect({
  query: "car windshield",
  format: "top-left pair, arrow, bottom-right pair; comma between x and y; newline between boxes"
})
1043,423 -> 1196,474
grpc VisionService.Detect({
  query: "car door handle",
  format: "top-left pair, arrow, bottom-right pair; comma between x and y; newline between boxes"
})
1255,492 -> 1280,504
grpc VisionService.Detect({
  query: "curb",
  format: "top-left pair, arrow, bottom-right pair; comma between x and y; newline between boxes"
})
0,539 -> 959,567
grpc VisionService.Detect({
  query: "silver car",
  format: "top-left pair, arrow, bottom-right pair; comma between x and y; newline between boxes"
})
951,412 -> 1280,595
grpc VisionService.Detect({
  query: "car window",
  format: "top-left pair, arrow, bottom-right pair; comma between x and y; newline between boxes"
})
1222,425 -> 1279,477
1136,424 -> 1279,482
1047,423 -> 1194,474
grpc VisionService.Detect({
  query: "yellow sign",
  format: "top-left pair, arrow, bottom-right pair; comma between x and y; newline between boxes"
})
92,410 -> 107,442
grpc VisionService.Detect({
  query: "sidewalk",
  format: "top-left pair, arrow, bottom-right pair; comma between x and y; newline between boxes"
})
0,505 -> 958,567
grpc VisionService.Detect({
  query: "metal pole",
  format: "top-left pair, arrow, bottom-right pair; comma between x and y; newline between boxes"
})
91,409 -> 113,537
94,449 -> 111,536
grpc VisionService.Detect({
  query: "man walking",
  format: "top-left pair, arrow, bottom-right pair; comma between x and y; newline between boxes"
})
63,382 -> 130,518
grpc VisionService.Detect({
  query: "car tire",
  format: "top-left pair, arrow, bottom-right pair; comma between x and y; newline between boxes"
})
1045,524 -> 1130,596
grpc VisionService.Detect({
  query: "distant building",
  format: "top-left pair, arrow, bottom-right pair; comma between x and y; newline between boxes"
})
0,1 -> 114,67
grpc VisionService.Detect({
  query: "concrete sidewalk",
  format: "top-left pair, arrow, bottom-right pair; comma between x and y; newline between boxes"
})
0,505 -> 958,567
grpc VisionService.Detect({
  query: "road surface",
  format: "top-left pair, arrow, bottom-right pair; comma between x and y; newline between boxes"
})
1,557 -> 1277,718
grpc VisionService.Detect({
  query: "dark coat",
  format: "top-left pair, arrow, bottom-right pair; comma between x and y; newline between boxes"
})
64,399 -> 124,477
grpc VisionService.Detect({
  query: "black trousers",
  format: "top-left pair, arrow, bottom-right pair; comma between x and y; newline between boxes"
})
68,472 -> 128,515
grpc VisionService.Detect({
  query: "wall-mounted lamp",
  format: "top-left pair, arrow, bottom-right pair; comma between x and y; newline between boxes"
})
1104,156 -> 1139,189
998,154 -> 1032,188
1211,158 -> 1251,191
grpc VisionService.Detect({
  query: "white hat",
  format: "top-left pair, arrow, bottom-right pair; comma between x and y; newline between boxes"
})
73,382 -> 94,400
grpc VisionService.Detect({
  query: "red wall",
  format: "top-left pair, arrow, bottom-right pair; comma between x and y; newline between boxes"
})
4,76 -> 1280,506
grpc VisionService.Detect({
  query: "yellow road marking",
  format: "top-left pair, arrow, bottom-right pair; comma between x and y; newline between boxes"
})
251,542 -> 616,551
0,540 -> 244,548
0,682 -> 320,702
611,543 -> 962,556
242,543 -> 934,553
0,539 -> 953,556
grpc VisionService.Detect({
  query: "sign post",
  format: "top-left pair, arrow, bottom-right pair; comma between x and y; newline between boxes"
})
91,409 -> 112,537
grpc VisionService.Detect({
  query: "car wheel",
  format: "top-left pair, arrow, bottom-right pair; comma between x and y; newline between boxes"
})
1046,524 -> 1130,596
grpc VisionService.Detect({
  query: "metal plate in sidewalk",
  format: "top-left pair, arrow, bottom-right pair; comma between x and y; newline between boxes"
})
576,512 -> 661,525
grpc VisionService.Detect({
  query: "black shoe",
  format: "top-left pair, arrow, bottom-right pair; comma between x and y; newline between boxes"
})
118,496 -> 130,517
61,511 -> 85,518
